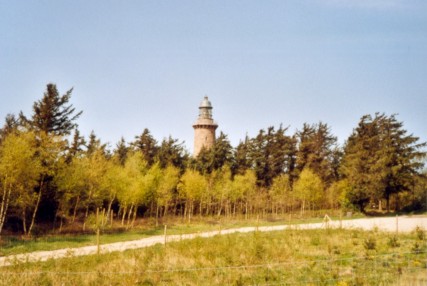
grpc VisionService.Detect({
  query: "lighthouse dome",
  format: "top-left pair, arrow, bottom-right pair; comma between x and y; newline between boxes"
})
199,96 -> 212,109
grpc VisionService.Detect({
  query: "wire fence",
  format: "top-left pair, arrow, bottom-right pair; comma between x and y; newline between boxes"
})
1,251 -> 426,285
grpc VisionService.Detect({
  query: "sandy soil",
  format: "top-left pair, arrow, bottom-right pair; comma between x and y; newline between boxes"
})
1,215 -> 425,267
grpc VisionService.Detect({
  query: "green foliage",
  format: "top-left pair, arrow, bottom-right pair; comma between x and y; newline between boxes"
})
1,85 -> 426,234
248,126 -> 296,187
156,136 -> 188,170
118,152 -> 148,208
19,83 -> 82,136
86,131 -> 108,156
270,174 -> 293,213
193,132 -> 233,174
131,128 -> 158,166
293,168 -> 324,213
113,137 -> 129,166
231,170 -> 257,215
178,169 -> 207,203
341,113 -> 426,212
232,135 -> 252,176
401,173 -> 427,212
55,156 -> 87,222
0,114 -> 19,142
156,165 -> 180,215
66,128 -> 86,163
296,122 -> 339,186
207,166 -> 232,216
326,179 -> 352,210
0,131 -> 42,234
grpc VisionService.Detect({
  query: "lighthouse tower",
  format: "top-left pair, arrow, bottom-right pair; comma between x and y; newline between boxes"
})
193,96 -> 218,157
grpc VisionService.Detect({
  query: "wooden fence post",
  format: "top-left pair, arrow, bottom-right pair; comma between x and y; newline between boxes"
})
164,224 -> 167,247
96,208 -> 100,255
395,215 -> 398,234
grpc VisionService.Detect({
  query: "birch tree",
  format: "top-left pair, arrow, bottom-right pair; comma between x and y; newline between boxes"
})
156,165 -> 180,218
0,132 -> 41,234
178,169 -> 207,221
232,170 -> 257,219
118,152 -> 147,227
270,174 -> 293,214
54,156 -> 88,224
293,168 -> 324,215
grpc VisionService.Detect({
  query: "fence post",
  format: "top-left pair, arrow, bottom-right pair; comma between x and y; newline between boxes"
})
395,214 -> 399,234
96,208 -> 100,255
256,214 -> 259,232
164,224 -> 167,247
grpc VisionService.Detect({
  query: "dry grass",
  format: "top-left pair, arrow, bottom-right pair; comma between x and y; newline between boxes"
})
1,227 -> 426,285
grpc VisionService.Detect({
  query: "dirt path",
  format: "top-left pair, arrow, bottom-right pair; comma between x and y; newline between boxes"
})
1,216 -> 425,267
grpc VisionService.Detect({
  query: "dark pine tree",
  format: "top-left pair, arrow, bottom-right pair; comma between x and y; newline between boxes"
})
340,114 -> 382,213
0,114 -> 19,142
192,146 -> 211,174
17,84 -> 82,230
20,83 -> 82,136
341,113 -> 426,212
194,132 -> 233,174
131,128 -> 158,166
114,137 -> 129,166
375,114 -> 426,211
295,122 -> 338,186
232,135 -> 252,176
249,126 -> 296,187
86,131 -> 108,157
157,136 -> 189,170
66,128 -> 86,163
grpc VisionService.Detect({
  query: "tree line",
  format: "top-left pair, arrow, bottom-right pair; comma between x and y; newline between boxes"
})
0,84 -> 425,235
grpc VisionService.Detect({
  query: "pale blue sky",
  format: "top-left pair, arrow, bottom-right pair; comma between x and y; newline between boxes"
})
1,0 -> 426,152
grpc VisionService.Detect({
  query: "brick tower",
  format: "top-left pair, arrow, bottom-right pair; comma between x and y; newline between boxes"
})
193,96 -> 218,157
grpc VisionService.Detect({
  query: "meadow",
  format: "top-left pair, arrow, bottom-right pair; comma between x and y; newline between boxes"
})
0,221 -> 425,285
0,215 -> 341,256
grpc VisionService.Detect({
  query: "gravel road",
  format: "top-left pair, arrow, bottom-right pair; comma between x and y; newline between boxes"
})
1,215 -> 425,267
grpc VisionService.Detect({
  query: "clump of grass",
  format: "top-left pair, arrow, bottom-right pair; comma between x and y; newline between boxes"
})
364,236 -> 377,251
414,226 -> 425,241
411,242 -> 423,254
328,244 -> 341,255
387,235 -> 400,248
310,235 -> 321,246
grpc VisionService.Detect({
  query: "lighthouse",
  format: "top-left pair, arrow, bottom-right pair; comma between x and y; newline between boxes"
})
193,96 -> 218,157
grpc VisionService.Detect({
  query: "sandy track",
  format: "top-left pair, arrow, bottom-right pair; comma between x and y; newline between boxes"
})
1,216 -> 425,267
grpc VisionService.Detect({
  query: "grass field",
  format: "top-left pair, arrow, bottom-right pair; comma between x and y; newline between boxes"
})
1,224 -> 426,285
0,215 -> 340,256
